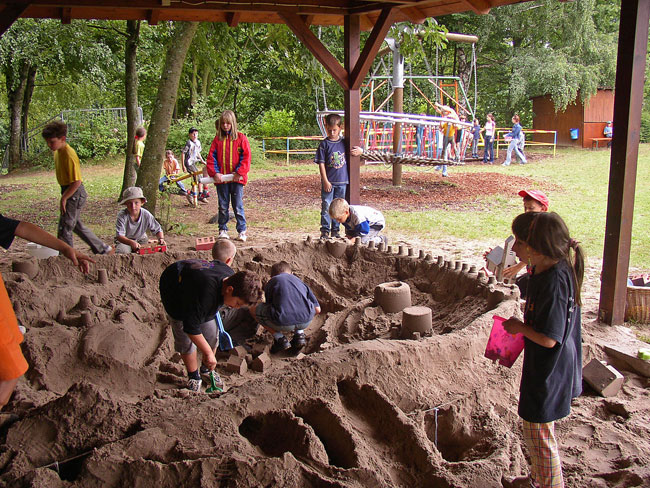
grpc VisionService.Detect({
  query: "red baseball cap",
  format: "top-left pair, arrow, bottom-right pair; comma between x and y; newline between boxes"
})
518,189 -> 549,211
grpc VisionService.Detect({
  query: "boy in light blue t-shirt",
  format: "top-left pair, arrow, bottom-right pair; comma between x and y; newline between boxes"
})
315,114 -> 362,240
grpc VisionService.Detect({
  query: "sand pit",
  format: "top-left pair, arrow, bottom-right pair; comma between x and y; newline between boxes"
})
0,238 -> 649,487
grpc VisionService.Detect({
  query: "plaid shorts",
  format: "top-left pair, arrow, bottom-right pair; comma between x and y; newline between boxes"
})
522,420 -> 564,488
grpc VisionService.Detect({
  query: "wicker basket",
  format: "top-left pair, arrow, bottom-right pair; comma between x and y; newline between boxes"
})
625,286 -> 650,323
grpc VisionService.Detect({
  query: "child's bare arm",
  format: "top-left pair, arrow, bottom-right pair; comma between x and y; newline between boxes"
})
503,317 -> 557,348
116,234 -> 141,251
318,163 -> 332,192
503,261 -> 526,279
60,180 -> 82,214
15,221 -> 94,273
350,146 -> 363,157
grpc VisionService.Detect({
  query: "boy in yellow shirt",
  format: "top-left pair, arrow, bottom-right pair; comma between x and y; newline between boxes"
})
41,121 -> 113,255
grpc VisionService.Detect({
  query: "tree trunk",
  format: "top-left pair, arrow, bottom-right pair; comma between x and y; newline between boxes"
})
21,66 -> 37,152
189,55 -> 198,111
136,21 -> 199,213
6,61 -> 30,172
120,20 -> 141,197
200,64 -> 212,98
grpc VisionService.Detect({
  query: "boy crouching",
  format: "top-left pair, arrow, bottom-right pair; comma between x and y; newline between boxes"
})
249,261 -> 320,353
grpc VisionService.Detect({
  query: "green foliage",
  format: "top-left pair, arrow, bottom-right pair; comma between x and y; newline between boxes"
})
67,113 -> 126,160
250,108 -> 297,137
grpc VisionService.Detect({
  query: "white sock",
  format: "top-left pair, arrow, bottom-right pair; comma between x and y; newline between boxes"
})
273,332 -> 284,340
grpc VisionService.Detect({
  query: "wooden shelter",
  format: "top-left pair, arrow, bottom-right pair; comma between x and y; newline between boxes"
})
532,89 -> 614,148
0,0 -> 649,326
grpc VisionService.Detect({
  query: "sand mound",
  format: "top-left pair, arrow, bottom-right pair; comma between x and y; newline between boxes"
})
0,239 -> 648,487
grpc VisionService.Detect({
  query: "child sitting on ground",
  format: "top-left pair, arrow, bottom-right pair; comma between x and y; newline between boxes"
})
249,261 -> 320,353
329,198 -> 387,246
115,187 -> 165,254
159,150 -> 187,195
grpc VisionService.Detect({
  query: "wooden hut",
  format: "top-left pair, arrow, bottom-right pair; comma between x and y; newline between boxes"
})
532,89 -> 614,148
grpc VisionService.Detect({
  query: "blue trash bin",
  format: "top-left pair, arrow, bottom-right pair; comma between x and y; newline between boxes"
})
570,128 -> 579,140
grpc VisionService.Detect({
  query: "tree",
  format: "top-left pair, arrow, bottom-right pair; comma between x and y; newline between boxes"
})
121,20 -> 141,193
136,21 -> 199,212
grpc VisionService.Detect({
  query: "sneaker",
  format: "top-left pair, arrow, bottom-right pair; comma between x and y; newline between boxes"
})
237,231 -> 247,242
199,364 -> 210,377
18,325 -> 26,334
219,230 -> 229,239
187,378 -> 202,392
331,231 -> 341,239
198,197 -> 208,204
502,162 -> 510,166
270,336 -> 291,353
186,193 -> 195,205
104,246 -> 115,255
290,333 -> 307,350
319,230 -> 329,240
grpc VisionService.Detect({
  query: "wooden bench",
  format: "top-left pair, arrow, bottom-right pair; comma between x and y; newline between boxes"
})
591,137 -> 612,149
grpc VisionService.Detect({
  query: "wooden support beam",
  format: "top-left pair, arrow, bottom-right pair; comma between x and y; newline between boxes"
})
299,14 -> 314,26
279,11 -> 349,90
400,6 -> 426,24
226,12 -> 241,27
349,7 -> 397,90
462,0 -> 491,15
599,0 -> 650,325
344,14 -> 361,205
147,8 -> 160,24
0,3 -> 29,36
61,6 -> 71,23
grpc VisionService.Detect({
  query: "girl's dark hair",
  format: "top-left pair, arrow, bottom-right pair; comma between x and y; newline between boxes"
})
512,212 -> 584,305
225,270 -> 263,304
132,127 -> 146,154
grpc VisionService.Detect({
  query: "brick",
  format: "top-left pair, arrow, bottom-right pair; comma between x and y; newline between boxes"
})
226,355 -> 248,375
195,236 -> 216,251
583,358 -> 624,397
229,345 -> 248,358
251,352 -> 271,372
252,343 -> 271,358
137,245 -> 167,255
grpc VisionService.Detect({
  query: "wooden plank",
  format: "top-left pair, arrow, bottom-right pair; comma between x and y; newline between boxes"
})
279,11 -> 348,89
147,8 -> 160,25
0,3 -> 28,36
599,0 -> 650,325
61,6 -> 71,23
226,12 -> 240,27
349,7 -> 397,90
344,14 -> 361,205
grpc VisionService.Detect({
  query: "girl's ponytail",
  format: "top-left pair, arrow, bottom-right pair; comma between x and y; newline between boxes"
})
569,239 -> 584,307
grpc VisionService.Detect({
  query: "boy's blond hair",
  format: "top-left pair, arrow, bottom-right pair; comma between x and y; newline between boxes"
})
325,113 -> 342,128
212,238 -> 236,263
329,198 -> 349,220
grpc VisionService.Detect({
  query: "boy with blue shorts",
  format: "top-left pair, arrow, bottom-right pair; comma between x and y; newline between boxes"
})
250,261 -> 320,353
315,113 -> 362,239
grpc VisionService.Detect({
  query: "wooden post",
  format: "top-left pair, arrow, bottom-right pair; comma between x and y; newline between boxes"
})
345,15 -> 361,204
599,0 -> 649,324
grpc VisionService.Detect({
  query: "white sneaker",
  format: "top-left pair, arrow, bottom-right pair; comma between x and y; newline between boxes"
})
238,231 -> 247,242
218,230 -> 229,239
187,378 -> 202,392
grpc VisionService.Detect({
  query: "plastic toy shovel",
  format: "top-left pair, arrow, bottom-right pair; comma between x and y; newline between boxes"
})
206,371 -> 223,393
215,312 -> 234,351
484,315 -> 525,368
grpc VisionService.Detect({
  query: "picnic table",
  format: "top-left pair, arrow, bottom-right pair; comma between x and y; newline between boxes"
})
591,137 -> 612,149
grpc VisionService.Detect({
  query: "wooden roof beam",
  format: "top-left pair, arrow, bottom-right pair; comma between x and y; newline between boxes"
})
349,7 -> 397,89
462,0 -> 491,15
1,3 -> 29,36
227,12 -> 241,27
61,6 -> 71,23
400,6 -> 426,24
279,11 -> 349,89
147,8 -> 160,24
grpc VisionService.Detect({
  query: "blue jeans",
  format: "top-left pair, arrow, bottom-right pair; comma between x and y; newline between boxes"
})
159,175 -> 187,193
321,183 -> 347,234
217,182 -> 246,232
255,303 -> 311,333
504,139 -> 527,165
483,136 -> 494,162
471,137 -> 479,156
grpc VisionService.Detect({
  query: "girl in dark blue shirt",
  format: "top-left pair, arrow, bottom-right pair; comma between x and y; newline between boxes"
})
503,212 -> 584,488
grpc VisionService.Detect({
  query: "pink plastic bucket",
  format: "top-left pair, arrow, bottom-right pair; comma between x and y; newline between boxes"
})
484,315 -> 525,368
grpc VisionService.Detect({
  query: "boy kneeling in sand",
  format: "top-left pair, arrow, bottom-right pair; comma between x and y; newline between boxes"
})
249,261 -> 320,353
159,244 -> 262,392
115,187 -> 165,254
329,198 -> 387,246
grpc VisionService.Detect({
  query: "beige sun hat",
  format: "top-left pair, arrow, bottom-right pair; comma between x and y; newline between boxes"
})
119,186 -> 147,205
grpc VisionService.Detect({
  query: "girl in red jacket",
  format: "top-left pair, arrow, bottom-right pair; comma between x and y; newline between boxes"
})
206,110 -> 251,242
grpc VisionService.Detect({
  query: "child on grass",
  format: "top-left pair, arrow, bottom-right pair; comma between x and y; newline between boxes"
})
42,120 -> 113,255
182,127 -> 208,204
315,113 -> 363,239
502,211 -> 584,488
115,187 -> 165,254
133,126 -> 146,169
329,198 -> 387,246
249,261 -> 320,353
159,150 -> 187,195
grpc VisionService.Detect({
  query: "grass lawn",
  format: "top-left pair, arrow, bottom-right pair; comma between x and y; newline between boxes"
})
1,145 -> 649,269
